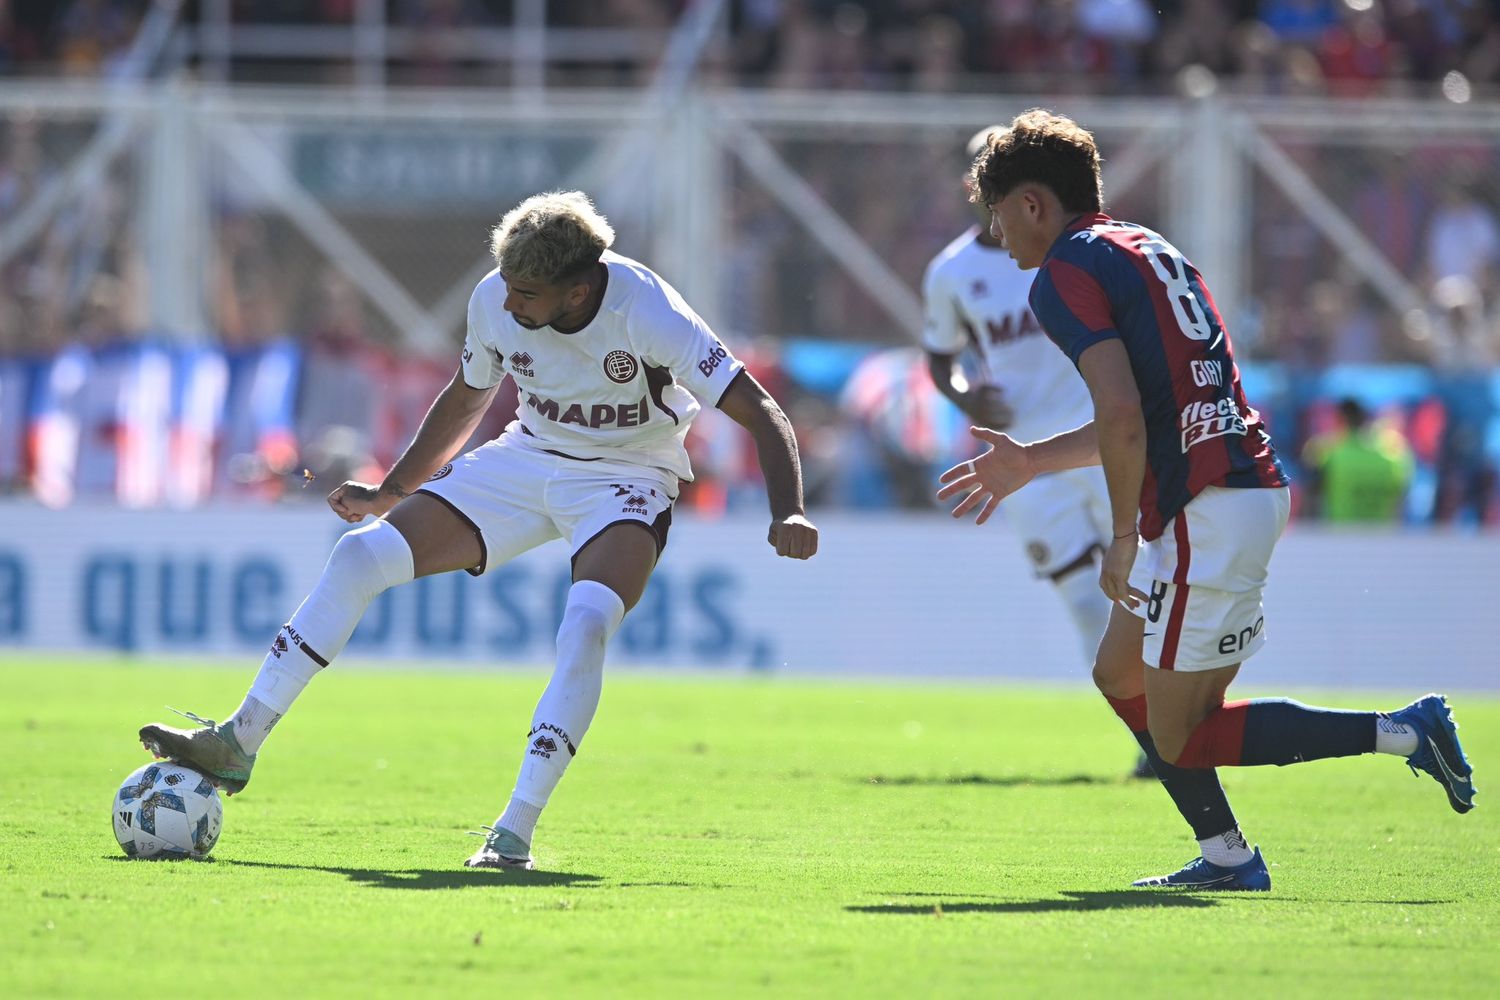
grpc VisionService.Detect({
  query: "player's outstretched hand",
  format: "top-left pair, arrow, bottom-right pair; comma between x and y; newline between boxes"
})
769,514 -> 818,560
936,427 -> 1035,524
327,481 -> 394,524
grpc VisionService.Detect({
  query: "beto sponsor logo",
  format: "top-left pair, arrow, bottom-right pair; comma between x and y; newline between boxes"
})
525,392 -> 650,428
603,350 -> 638,384
427,463 -> 454,481
509,351 -> 535,378
1217,616 -> 1265,655
1179,397 -> 1247,452
697,344 -> 729,378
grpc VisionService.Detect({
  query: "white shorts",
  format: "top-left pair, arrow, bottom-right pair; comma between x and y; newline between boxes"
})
1127,485 -> 1291,672
416,432 -> 678,576
1001,466 -> 1112,576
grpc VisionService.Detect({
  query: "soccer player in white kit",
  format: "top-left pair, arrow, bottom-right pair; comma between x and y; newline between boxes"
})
140,191 -> 819,869
923,132 -> 1138,766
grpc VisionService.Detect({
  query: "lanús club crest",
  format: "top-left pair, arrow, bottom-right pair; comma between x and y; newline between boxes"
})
603,350 -> 638,384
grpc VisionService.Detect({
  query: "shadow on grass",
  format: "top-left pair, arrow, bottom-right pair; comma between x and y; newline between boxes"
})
848,891 -> 1219,915
214,857 -> 603,890
862,773 -> 1109,787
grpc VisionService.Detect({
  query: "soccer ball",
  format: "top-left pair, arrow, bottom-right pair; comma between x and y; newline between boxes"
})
112,762 -> 223,860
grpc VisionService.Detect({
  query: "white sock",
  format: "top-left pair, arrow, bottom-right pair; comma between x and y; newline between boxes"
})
1199,827 -> 1254,867
494,799 -> 543,846
238,520 -> 414,740
1375,715 -> 1419,756
506,581 -> 626,821
1053,560 -> 1111,665
227,695 -> 281,754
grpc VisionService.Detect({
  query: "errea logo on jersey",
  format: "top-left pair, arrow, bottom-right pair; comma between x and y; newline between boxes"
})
509,351 -> 535,378
698,344 -> 729,378
1179,397 -> 1247,452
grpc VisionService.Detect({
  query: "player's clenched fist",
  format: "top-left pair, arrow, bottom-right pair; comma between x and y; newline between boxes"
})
327,481 -> 398,524
769,514 -> 818,560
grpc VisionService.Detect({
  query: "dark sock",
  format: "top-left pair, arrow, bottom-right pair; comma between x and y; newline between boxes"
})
1106,694 -> 1239,841
1177,699 -> 1378,768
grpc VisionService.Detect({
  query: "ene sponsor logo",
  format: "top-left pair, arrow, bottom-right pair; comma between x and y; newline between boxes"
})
1218,616 -> 1265,655
525,392 -> 650,428
1190,359 -> 1222,387
1179,397 -> 1246,452
698,344 -> 729,378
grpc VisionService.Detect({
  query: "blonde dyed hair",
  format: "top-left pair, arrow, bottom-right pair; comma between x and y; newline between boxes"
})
489,190 -> 616,285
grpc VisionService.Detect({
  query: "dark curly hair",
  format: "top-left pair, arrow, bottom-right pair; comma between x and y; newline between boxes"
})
968,109 -> 1103,214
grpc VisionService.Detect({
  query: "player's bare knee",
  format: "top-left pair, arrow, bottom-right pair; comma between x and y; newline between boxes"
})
1091,645 -> 1139,698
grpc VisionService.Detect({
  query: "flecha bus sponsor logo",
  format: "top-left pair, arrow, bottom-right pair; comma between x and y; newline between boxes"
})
1179,396 -> 1247,452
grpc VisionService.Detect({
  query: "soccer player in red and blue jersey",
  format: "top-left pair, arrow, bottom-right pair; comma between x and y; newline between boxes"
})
938,110 -> 1475,890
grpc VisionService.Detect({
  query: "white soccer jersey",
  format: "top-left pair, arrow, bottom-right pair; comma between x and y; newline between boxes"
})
462,249 -> 745,481
921,227 -> 1094,444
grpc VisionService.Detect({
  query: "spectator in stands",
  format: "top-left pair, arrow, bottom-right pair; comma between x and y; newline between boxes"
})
212,214 -> 302,499
1258,0 -> 1340,46
1301,396 -> 1414,523
1429,273 -> 1498,368
0,290 -> 29,492
56,0 -> 138,78
295,266 -> 382,494
1423,168 -> 1500,289
1349,153 -> 1430,278
1317,0 -> 1397,97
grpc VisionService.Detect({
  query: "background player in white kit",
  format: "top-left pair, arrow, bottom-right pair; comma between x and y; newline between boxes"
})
140,191 -> 819,870
921,130 -> 1145,774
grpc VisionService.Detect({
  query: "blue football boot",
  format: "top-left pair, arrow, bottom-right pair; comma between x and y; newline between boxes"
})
1131,846 -> 1271,891
1387,693 -> 1476,814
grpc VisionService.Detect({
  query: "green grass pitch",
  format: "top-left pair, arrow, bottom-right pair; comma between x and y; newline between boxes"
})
3,658 -> 1497,997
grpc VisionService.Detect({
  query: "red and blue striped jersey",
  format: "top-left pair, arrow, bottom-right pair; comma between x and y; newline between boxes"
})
1028,214 -> 1287,541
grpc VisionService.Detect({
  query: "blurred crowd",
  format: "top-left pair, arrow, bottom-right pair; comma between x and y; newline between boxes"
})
1,0 -> 1499,524
0,1 -> 1495,95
